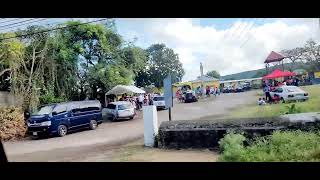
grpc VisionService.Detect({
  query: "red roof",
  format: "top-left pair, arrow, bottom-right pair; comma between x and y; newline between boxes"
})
264,51 -> 285,63
262,69 -> 296,80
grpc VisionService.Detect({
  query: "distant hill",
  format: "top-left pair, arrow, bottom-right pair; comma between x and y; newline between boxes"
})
221,62 -> 311,80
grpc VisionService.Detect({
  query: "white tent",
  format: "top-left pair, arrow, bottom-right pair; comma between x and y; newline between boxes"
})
105,85 -> 145,95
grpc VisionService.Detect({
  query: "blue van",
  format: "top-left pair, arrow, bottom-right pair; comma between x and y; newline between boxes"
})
27,100 -> 103,137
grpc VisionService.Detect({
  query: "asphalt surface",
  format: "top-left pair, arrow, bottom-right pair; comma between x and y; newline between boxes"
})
3,91 -> 257,161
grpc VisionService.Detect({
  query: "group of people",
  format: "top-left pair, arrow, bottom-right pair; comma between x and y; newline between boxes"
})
260,77 -> 299,105
200,86 -> 220,98
271,77 -> 299,87
176,85 -> 220,102
107,93 -> 155,110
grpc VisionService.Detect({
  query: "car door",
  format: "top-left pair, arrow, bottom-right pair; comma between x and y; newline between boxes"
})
52,104 -> 70,127
274,87 -> 284,98
69,103 -> 86,129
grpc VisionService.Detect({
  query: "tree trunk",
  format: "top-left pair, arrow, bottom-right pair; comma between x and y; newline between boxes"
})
27,47 -> 36,92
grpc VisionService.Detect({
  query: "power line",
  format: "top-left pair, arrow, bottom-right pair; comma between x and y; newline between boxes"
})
0,18 -> 37,29
229,18 -> 253,42
237,18 -> 257,41
0,18 -> 109,41
0,18 -> 22,25
240,18 -> 267,48
0,18 -> 49,32
227,19 -> 245,41
224,19 -> 242,40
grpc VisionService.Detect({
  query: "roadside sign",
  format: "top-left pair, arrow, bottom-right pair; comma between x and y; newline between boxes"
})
164,75 -> 173,121
164,75 -> 173,108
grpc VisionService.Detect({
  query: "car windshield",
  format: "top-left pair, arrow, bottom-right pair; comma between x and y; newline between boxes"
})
33,105 -> 54,115
118,104 -> 131,110
153,96 -> 164,101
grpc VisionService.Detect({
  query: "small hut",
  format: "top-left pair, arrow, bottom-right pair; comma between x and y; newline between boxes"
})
264,51 -> 286,74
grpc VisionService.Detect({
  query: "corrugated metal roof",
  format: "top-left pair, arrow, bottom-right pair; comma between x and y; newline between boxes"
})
220,77 -> 262,83
189,75 -> 219,83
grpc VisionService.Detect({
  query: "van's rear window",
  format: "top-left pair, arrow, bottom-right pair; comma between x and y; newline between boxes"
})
153,96 -> 164,101
106,104 -> 116,109
118,104 -> 131,110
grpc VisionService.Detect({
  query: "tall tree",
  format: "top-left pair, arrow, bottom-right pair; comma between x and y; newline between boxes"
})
206,70 -> 220,79
303,39 -> 320,71
136,44 -> 185,88
57,21 -> 133,99
280,47 -> 304,71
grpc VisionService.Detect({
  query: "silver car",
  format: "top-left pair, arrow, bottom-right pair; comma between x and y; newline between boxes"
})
103,101 -> 136,121
269,85 -> 309,103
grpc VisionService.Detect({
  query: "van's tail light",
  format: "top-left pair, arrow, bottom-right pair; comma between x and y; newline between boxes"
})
304,93 -> 308,96
288,95 -> 294,98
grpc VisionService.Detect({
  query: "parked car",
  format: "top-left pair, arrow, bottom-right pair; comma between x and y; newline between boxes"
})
104,101 -> 136,121
235,86 -> 244,93
269,85 -> 309,103
151,95 -> 167,110
184,90 -> 198,103
223,87 -> 232,93
27,100 -> 103,138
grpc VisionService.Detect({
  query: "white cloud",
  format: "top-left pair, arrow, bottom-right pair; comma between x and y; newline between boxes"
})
116,18 -> 320,81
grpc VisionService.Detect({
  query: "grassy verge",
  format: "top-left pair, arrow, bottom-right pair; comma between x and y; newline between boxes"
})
219,130 -> 320,162
225,85 -> 320,118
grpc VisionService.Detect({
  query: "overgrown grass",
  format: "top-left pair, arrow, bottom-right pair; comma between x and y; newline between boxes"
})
218,130 -> 320,162
226,85 -> 320,118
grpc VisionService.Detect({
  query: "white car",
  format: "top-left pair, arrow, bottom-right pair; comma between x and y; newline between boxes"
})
269,85 -> 309,103
103,101 -> 136,121
151,96 -> 167,110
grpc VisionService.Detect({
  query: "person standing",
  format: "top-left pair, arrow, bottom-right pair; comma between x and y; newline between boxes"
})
263,84 -> 272,102
138,94 -> 144,110
206,86 -> 210,97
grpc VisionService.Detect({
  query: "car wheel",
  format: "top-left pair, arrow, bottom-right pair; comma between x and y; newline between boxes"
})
281,97 -> 285,103
110,115 -> 117,122
57,125 -> 67,137
89,120 -> 98,130
130,116 -> 134,120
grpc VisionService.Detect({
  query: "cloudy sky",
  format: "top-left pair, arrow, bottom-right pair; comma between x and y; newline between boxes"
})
115,18 -> 320,81
1,18 -> 319,81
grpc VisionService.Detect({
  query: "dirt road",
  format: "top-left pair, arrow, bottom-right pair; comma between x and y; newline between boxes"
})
3,91 -> 257,161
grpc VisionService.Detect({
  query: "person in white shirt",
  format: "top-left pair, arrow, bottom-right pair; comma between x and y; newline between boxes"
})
138,94 -> 144,109
257,98 -> 266,106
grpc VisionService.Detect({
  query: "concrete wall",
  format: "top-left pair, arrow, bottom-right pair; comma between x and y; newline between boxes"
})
158,113 -> 320,149
0,91 -> 17,107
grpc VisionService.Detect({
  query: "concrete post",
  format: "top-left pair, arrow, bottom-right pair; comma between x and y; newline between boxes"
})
143,105 -> 158,147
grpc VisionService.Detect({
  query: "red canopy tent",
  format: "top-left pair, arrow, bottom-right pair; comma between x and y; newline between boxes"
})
263,69 -> 296,80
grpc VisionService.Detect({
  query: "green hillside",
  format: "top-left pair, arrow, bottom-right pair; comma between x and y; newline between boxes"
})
221,62 -> 311,80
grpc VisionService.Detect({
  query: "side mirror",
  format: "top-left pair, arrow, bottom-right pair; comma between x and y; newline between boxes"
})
52,111 -> 57,116
24,112 -> 30,118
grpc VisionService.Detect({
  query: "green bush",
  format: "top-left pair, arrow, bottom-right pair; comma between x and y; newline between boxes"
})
218,130 -> 320,162
39,88 -> 65,105
284,104 -> 301,114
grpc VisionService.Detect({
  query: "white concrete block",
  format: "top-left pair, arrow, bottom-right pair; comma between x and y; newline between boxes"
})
143,105 -> 158,147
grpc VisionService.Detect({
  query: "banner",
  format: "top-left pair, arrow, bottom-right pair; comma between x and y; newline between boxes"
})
315,72 -> 320,79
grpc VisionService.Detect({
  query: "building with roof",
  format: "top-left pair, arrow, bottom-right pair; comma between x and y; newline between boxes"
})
220,77 -> 263,89
172,75 -> 220,95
